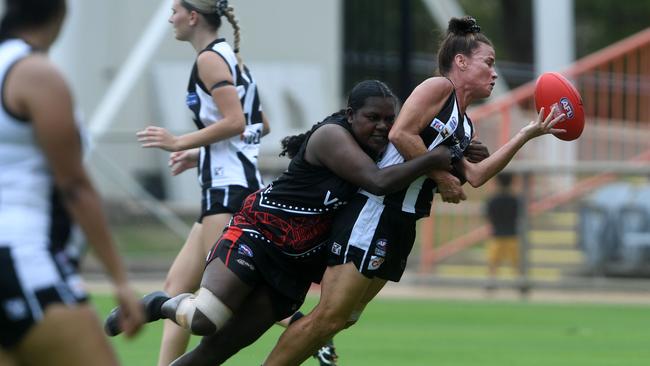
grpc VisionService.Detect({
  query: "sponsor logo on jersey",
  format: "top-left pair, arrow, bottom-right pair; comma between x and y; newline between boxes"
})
331,242 -> 342,255
374,238 -> 388,257
440,127 -> 451,139
432,119 -> 445,132
450,116 -> 458,130
559,97 -> 574,119
323,191 -> 339,206
236,258 -> 255,271
186,92 -> 199,107
238,244 -> 254,258
3,298 -> 28,321
214,167 -> 224,176
368,255 -> 385,270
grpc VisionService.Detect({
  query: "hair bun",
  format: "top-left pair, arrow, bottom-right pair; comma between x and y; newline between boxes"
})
447,16 -> 481,35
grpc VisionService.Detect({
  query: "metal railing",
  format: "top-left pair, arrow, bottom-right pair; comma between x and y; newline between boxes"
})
419,27 -> 650,273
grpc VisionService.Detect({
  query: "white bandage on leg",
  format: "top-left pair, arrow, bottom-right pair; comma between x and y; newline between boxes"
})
174,294 -> 195,329
173,288 -> 233,331
194,287 -> 232,329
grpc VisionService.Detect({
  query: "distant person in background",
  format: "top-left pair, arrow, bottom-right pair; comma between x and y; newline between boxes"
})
484,172 -> 521,290
0,0 -> 144,365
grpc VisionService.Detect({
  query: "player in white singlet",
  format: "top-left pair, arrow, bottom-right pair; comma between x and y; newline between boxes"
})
0,1 -> 144,365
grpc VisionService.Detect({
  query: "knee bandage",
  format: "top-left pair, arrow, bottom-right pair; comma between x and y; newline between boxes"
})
170,288 -> 233,334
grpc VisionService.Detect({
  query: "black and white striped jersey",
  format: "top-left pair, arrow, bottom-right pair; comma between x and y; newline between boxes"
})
361,90 -> 474,218
186,38 -> 264,190
0,39 -> 83,255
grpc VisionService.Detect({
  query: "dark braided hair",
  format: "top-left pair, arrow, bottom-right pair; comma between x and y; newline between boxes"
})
280,80 -> 397,159
0,0 -> 66,40
436,16 -> 493,76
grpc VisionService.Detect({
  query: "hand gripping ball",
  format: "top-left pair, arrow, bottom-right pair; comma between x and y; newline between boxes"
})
534,72 -> 585,141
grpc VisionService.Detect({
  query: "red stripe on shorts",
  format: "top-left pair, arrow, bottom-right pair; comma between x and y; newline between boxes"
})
222,227 -> 243,266
207,226 -> 243,263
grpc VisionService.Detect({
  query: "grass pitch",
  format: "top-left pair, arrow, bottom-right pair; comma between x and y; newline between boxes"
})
95,295 -> 650,366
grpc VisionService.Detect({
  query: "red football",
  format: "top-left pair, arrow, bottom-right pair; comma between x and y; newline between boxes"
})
534,72 -> 585,141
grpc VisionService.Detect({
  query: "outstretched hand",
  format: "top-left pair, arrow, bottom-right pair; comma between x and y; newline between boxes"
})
521,105 -> 567,140
136,126 -> 179,152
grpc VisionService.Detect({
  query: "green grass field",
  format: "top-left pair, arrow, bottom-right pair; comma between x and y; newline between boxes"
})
94,294 -> 650,366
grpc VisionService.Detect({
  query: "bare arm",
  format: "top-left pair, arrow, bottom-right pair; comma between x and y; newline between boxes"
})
388,78 -> 466,202
137,52 -> 245,151
13,55 -> 144,336
307,124 -> 452,196
463,106 -> 566,187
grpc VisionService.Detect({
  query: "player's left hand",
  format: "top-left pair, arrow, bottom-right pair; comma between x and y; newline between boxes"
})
136,126 -> 180,152
169,148 -> 199,176
521,105 -> 567,140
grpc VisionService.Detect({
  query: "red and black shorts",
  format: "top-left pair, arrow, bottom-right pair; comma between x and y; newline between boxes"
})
205,225 -> 317,320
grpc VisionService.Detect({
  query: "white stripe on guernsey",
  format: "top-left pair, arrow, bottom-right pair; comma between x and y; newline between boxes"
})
401,175 -> 426,213
344,199 -> 385,265
242,82 -> 257,125
213,42 -> 238,78
463,112 -> 472,138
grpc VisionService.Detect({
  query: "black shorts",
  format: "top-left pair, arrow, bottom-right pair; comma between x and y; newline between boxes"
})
0,246 -> 88,349
327,195 -> 417,282
206,226 -> 320,320
198,185 -> 257,223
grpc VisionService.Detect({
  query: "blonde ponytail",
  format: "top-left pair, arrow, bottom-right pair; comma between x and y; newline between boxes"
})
223,6 -> 243,71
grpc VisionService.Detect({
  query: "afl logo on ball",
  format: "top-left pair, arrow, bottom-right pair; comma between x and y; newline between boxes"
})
559,97 -> 574,119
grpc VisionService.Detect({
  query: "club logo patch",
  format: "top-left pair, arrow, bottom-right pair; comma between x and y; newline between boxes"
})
374,239 -> 388,257
368,255 -> 385,270
331,242 -> 342,255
